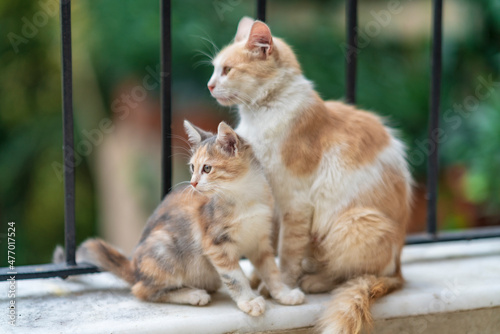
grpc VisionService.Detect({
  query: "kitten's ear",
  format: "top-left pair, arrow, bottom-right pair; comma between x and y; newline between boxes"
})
235,16 -> 255,43
184,120 -> 213,146
216,122 -> 239,156
246,21 -> 273,57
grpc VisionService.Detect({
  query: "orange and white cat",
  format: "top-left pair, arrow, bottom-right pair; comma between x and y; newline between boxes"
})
66,121 -> 304,316
207,17 -> 412,333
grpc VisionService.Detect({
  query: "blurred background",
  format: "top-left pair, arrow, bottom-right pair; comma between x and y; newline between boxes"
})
1,0 -> 499,265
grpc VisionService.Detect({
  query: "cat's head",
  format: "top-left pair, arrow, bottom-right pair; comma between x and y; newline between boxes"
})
207,17 -> 301,106
184,120 -> 255,194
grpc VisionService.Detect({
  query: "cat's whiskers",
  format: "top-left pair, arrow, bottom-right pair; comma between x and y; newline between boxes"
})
170,152 -> 192,160
172,182 -> 194,198
192,49 -> 215,70
173,180 -> 191,190
197,181 -> 224,198
203,181 -> 240,199
193,49 -> 214,61
169,134 -> 193,148
191,32 -> 220,58
170,135 -> 195,160
196,35 -> 220,58
186,185 -> 197,200
217,89 -> 255,111
171,147 -> 192,157
193,59 -> 214,69
227,90 -> 260,112
233,96 -> 256,114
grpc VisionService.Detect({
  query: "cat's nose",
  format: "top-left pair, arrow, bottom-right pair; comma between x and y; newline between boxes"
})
208,84 -> 215,92
190,181 -> 198,188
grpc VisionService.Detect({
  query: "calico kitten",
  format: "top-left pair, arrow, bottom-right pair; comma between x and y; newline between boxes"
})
74,121 -> 304,316
207,17 -> 412,333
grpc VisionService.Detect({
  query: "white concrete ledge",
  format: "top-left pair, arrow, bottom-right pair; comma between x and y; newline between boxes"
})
1,238 -> 500,334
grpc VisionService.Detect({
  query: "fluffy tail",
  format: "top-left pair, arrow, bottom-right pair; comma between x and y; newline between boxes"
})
54,239 -> 135,285
318,274 -> 403,334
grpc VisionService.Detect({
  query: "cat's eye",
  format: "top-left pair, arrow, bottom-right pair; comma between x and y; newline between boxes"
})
189,164 -> 194,173
222,67 -> 231,76
202,165 -> 212,173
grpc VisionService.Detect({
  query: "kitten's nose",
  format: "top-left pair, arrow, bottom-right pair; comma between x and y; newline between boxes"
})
208,84 -> 215,92
190,181 -> 198,188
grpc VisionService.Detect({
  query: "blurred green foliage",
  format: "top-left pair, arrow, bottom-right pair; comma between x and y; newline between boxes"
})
0,0 -> 499,265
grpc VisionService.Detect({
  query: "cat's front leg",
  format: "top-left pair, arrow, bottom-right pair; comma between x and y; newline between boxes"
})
205,243 -> 265,316
279,209 -> 312,287
248,242 -> 305,306
220,267 -> 266,316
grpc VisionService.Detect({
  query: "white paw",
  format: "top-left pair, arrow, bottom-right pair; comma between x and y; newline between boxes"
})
237,296 -> 266,316
187,289 -> 211,306
275,288 -> 305,305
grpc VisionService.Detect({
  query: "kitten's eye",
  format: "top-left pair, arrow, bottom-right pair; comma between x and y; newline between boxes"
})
189,164 -> 194,173
222,67 -> 231,76
202,165 -> 212,173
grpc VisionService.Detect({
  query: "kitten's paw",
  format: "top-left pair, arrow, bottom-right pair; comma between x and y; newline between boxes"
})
187,289 -> 211,306
237,296 -> 266,316
275,288 -> 305,305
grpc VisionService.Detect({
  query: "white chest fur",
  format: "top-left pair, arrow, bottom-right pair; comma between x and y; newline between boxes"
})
223,170 -> 274,256
234,201 -> 273,256
236,75 -> 317,209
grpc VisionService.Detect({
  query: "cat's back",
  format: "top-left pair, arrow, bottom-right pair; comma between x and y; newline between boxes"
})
323,100 -> 394,168
131,185 -> 218,288
280,96 -> 394,176
279,97 -> 411,215
311,100 -> 412,224
137,185 -> 208,245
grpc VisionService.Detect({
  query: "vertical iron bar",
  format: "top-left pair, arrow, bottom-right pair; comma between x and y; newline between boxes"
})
160,0 -> 172,198
427,0 -> 443,238
60,0 -> 76,266
345,0 -> 358,104
257,0 -> 266,22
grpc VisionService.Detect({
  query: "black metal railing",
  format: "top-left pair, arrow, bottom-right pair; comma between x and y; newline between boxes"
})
161,0 -> 172,198
2,0 -> 500,281
345,0 -> 357,104
426,0 -> 442,240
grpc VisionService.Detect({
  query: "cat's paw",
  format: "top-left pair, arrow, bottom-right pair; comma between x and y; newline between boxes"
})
187,289 -> 211,306
275,288 -> 305,305
237,296 -> 266,316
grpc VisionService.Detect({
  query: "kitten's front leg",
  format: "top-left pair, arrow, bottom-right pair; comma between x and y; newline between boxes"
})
279,210 -> 312,287
248,243 -> 305,306
205,243 -> 265,316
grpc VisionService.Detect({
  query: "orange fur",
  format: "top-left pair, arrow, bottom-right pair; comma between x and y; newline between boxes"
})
77,238 -> 135,285
281,94 -> 390,175
318,274 -> 403,334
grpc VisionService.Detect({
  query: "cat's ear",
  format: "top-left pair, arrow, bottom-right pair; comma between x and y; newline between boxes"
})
184,120 -> 213,147
246,21 -> 273,57
235,16 -> 255,43
216,122 -> 239,156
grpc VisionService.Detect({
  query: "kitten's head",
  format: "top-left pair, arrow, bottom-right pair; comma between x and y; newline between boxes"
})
207,17 -> 301,106
184,120 -> 255,194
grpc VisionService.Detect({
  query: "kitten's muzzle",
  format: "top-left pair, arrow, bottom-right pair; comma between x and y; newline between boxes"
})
190,181 -> 198,188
